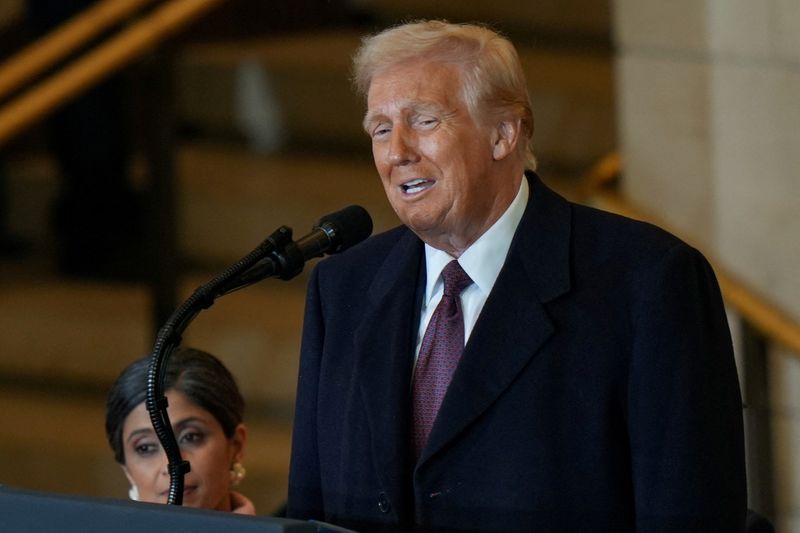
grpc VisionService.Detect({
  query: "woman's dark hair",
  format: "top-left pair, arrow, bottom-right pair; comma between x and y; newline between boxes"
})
105,347 -> 245,464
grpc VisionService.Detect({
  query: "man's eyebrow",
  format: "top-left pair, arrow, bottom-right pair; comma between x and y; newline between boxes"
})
363,101 -> 447,133
362,111 -> 384,133
410,102 -> 446,115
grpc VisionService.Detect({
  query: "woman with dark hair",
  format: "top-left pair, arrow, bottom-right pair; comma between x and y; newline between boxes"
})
105,347 -> 254,514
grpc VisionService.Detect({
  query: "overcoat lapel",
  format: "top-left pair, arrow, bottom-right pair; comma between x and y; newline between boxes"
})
354,229 -> 423,505
419,174 -> 573,464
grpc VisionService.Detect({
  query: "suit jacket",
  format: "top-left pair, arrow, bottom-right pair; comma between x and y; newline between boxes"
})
287,173 -> 746,532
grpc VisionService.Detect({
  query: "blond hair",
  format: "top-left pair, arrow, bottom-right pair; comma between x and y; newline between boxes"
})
353,20 -> 536,170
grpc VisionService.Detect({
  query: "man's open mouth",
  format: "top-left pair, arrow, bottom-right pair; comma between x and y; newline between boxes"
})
401,178 -> 434,194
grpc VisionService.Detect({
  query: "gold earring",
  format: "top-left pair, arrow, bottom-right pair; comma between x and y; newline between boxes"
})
230,462 -> 246,486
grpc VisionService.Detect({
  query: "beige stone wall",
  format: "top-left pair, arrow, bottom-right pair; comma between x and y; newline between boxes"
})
614,0 -> 800,529
614,0 -> 800,315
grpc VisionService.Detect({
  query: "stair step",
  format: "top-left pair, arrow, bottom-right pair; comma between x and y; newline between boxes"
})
176,30 -> 615,169
3,143 -> 399,266
0,271 -> 312,412
177,143 -> 399,265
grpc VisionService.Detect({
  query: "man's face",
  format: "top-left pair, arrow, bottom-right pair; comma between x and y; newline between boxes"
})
365,59 -> 516,254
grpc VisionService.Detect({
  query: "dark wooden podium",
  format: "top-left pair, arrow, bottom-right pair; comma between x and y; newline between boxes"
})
0,485 -> 356,532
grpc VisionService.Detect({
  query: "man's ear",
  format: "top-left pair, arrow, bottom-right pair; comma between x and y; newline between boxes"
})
492,118 -> 521,161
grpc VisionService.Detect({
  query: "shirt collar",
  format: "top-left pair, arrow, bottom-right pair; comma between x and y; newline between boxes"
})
423,176 -> 529,303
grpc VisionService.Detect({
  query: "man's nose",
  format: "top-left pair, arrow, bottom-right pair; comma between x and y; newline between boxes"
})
387,126 -> 418,166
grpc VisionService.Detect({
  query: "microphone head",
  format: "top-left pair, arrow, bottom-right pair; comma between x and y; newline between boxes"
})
317,205 -> 373,253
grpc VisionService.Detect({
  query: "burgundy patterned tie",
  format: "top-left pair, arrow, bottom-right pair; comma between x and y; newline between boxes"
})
412,260 -> 474,459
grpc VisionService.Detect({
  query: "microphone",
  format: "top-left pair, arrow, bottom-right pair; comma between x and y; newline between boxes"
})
230,205 -> 373,287
293,204 -> 373,260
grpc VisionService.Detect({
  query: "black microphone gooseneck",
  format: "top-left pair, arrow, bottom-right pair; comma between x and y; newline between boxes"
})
145,205 -> 372,505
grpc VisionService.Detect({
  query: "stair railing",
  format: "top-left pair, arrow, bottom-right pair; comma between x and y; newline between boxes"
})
0,0 -> 225,146
0,0 -> 156,101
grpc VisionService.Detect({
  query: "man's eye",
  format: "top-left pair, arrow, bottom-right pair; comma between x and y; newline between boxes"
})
373,126 -> 391,138
415,116 -> 439,129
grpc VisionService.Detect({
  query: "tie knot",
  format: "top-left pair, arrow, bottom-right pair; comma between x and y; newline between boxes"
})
441,260 -> 473,297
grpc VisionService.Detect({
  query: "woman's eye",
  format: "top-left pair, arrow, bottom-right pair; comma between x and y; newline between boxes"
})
134,442 -> 158,456
179,431 -> 205,446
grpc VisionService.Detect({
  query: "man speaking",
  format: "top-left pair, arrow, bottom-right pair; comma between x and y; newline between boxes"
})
287,20 -> 746,532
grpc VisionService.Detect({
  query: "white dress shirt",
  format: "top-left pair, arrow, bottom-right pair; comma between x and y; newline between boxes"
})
414,177 -> 530,363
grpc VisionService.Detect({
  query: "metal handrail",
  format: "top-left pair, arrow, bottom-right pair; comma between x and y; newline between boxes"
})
0,0 -> 225,146
0,0 -> 157,101
581,152 -> 800,356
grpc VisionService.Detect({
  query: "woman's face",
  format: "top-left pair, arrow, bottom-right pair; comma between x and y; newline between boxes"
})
120,389 -> 246,511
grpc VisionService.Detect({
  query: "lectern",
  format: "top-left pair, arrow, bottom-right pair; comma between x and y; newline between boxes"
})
0,485 -> 355,532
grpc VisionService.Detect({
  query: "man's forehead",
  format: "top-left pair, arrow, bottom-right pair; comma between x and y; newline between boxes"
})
368,61 -> 461,100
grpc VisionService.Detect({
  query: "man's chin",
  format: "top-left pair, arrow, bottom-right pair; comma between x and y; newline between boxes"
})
395,202 -> 439,227
401,215 -> 437,237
